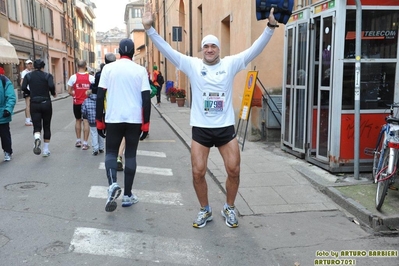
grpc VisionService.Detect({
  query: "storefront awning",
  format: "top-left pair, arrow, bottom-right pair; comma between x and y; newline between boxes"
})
0,37 -> 19,64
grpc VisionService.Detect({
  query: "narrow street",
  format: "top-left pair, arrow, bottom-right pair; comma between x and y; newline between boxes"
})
0,97 -> 397,265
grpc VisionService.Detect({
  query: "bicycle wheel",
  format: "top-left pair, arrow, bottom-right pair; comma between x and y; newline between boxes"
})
372,143 -> 384,181
376,148 -> 391,210
372,129 -> 386,181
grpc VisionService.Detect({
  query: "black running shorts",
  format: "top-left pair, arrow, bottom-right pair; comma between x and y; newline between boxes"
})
192,125 -> 236,147
73,104 -> 83,119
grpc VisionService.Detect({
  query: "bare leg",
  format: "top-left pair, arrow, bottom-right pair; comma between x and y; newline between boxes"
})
75,119 -> 82,139
83,119 -> 90,143
25,97 -> 31,124
191,140 -> 210,207
218,138 -> 240,206
118,137 -> 126,158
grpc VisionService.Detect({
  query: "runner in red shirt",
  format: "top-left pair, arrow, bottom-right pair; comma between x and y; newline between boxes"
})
67,60 -> 95,150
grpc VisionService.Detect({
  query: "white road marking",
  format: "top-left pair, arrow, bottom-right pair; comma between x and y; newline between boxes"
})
140,139 -> 176,143
137,150 -> 166,157
70,227 -> 209,265
99,163 -> 173,176
89,186 -> 183,205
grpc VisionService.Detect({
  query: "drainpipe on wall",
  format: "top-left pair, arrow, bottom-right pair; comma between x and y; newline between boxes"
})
163,0 -> 167,81
30,0 -> 36,59
189,0 -> 192,107
354,0 -> 362,179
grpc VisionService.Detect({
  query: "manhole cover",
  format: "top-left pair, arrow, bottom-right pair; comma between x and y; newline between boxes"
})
37,241 -> 71,257
5,181 -> 48,191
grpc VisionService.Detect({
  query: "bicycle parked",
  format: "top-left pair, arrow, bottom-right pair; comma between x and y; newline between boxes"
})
365,103 -> 399,210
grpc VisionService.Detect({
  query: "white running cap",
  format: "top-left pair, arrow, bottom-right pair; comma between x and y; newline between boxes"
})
201,35 -> 220,49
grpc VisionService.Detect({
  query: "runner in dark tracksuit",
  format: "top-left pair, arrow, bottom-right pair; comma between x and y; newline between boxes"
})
21,59 -> 57,156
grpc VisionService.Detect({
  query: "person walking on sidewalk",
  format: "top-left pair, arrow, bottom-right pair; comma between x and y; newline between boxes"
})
143,4 -> 277,228
81,89 -> 104,155
97,38 -> 151,212
67,60 -> 94,150
20,59 -> 33,126
21,59 -> 57,157
152,65 -> 162,107
0,67 -> 16,161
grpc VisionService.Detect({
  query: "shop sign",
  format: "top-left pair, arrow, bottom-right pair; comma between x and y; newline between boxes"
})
345,30 -> 397,40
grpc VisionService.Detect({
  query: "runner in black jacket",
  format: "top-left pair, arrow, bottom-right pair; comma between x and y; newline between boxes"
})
21,59 -> 57,157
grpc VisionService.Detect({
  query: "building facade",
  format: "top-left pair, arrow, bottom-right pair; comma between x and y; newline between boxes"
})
0,0 -> 96,98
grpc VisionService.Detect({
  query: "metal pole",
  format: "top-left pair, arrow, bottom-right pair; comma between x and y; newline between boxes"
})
354,0 -> 362,179
30,0 -> 36,58
163,0 -> 167,81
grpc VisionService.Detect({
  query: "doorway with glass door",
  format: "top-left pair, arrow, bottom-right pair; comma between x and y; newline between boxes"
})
309,13 -> 335,163
282,19 -> 309,156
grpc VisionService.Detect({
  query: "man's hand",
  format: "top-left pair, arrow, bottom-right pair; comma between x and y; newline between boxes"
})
268,8 -> 277,25
3,110 -> 10,118
142,2 -> 153,30
140,122 -> 150,141
96,119 -> 106,138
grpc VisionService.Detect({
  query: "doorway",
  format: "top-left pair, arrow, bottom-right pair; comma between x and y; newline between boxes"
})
283,19 -> 310,154
310,13 -> 335,161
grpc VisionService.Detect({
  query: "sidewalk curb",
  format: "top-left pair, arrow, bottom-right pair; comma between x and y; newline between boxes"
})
294,164 -> 399,234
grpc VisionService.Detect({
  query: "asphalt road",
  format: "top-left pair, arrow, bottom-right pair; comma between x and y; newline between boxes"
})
0,98 -> 398,265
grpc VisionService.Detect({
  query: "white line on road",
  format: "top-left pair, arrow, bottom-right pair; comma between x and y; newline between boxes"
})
99,163 -> 173,176
137,150 -> 166,157
140,139 -> 176,143
89,186 -> 184,205
70,227 -> 209,265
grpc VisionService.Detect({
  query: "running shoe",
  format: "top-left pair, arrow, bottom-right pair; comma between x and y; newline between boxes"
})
75,140 -> 82,148
4,152 -> 12,161
117,156 -> 124,171
82,144 -> 89,150
42,150 -> 50,157
33,139 -> 41,155
221,205 -> 238,228
122,194 -> 139,207
99,149 -> 104,153
25,121 -> 33,126
192,207 -> 213,228
92,150 -> 98,156
105,183 -> 121,212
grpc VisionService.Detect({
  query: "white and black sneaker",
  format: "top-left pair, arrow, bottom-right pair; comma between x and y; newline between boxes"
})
105,183 -> 121,212
33,139 -> 41,155
4,152 -> 12,161
221,205 -> 238,228
122,194 -> 139,207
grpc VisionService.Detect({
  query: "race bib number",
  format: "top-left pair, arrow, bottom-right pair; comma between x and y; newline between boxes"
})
203,92 -> 225,115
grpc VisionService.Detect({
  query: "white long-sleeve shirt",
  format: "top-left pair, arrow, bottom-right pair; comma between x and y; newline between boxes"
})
146,27 -> 274,128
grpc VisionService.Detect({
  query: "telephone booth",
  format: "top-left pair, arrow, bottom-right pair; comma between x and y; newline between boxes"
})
282,0 -> 399,172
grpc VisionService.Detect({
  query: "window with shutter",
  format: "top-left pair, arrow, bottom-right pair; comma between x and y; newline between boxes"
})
0,0 -> 6,15
7,0 -> 19,21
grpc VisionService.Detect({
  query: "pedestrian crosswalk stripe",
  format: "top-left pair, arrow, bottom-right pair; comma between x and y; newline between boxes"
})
71,227 -> 208,265
99,163 -> 173,176
137,150 -> 166,157
140,139 -> 176,143
89,186 -> 184,205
